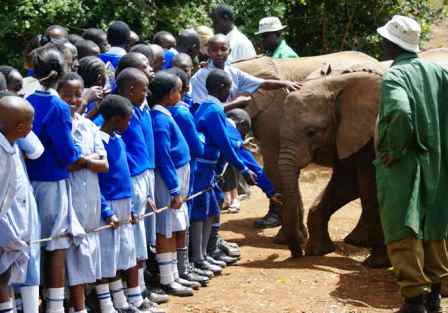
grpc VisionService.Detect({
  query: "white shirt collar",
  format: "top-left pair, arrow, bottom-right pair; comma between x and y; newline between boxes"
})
0,132 -> 15,155
99,130 -> 110,144
152,105 -> 173,117
205,95 -> 223,105
108,46 -> 127,56
36,82 -> 59,96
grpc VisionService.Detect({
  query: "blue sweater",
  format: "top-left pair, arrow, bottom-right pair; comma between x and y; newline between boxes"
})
151,105 -> 191,196
121,107 -> 151,177
169,103 -> 204,159
98,132 -> 133,219
26,91 -> 81,181
99,52 -> 122,70
194,97 -> 247,173
136,105 -> 155,169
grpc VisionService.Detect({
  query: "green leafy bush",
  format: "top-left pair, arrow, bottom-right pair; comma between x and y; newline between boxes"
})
0,0 -> 440,70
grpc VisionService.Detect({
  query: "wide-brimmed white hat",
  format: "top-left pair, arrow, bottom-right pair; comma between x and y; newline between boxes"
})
377,15 -> 421,53
255,17 -> 286,35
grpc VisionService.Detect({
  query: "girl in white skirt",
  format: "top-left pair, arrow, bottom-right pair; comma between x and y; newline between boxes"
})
150,72 -> 194,296
25,45 -> 86,313
58,73 -> 109,313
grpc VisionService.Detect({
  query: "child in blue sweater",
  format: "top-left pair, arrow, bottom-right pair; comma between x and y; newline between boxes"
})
25,45 -> 86,313
58,73 -> 109,313
165,67 -> 208,286
100,21 -> 130,70
150,72 -> 195,297
116,68 -> 161,311
191,69 -> 257,274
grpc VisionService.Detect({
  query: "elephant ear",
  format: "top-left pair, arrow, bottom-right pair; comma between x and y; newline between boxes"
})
329,72 -> 382,159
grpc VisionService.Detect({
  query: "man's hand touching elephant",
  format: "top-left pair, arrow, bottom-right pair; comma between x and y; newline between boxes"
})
259,79 -> 303,92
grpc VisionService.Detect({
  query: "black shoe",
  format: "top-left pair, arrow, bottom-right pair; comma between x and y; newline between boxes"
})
180,271 -> 209,286
116,305 -> 141,313
254,201 -> 282,229
161,282 -> 193,297
395,295 -> 427,313
425,284 -> 442,313
217,237 -> 241,258
211,249 -> 239,265
176,277 -> 200,290
133,298 -> 165,313
190,263 -> 214,278
206,255 -> 227,268
195,261 -> 222,275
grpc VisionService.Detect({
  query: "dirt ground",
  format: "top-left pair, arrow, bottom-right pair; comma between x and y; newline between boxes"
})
160,166 -> 411,313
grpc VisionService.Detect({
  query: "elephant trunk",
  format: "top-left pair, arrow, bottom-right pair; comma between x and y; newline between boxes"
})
278,145 -> 308,257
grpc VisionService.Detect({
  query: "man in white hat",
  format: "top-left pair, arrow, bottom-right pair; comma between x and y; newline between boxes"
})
376,15 -> 448,313
255,16 -> 298,59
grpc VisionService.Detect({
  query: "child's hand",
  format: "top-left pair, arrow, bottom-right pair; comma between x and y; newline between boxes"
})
170,195 -> 183,210
130,212 -> 139,224
243,170 -> 257,186
107,214 -> 120,229
85,86 -> 105,103
270,193 -> 283,206
147,198 -> 157,212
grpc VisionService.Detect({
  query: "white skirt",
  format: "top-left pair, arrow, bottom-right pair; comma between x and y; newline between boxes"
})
155,164 -> 190,238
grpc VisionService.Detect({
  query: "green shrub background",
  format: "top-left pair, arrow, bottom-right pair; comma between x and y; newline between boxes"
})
0,0 -> 443,70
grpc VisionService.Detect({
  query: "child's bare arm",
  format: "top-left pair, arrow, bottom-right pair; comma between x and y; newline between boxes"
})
85,153 -> 109,173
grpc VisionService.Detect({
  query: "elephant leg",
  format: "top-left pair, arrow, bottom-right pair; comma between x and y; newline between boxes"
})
306,161 -> 359,256
355,142 -> 390,268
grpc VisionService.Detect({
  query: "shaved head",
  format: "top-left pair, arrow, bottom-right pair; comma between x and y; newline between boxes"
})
149,44 -> 165,72
208,34 -> 229,47
0,96 -> 34,141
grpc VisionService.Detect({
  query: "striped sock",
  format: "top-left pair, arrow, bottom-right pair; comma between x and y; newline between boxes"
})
109,280 -> 128,309
156,253 -> 174,285
46,288 -> 64,313
0,300 -> 13,313
171,252 -> 179,280
95,284 -> 115,313
126,286 -> 143,307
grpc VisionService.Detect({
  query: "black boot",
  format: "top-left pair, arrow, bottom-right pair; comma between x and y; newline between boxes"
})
254,201 -> 282,229
425,284 -> 442,313
395,295 -> 427,313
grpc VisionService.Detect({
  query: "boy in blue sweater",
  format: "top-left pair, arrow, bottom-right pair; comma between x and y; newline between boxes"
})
191,69 -> 257,274
100,21 -> 131,70
116,68 -> 160,311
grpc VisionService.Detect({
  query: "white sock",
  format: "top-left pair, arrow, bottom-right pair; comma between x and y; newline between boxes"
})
20,286 -> 39,313
171,252 -> 179,280
46,288 -> 65,313
0,300 -> 13,313
109,280 -> 128,309
138,268 -> 146,292
14,297 -> 22,313
156,253 -> 173,285
95,284 -> 115,313
126,286 -> 143,307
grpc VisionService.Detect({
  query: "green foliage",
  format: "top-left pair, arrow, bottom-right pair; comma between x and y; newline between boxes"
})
0,0 -> 441,70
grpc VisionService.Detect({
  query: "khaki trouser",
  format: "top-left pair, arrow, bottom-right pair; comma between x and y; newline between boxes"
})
387,237 -> 448,298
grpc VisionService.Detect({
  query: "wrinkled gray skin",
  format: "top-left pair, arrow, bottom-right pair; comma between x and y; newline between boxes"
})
235,48 -> 448,265
234,52 -> 382,258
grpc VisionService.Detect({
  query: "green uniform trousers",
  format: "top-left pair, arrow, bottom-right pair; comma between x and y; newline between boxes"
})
387,237 -> 448,298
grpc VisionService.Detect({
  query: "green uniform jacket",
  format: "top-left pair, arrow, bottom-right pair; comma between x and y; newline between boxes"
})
271,40 -> 298,59
375,52 -> 448,244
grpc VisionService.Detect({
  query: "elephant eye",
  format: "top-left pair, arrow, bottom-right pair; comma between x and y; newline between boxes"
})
305,127 -> 318,138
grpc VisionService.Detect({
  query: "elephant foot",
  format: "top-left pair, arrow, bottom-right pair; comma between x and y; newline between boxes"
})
362,246 -> 391,268
288,241 -> 304,259
344,227 -> 370,248
273,227 -> 288,245
305,238 -> 336,256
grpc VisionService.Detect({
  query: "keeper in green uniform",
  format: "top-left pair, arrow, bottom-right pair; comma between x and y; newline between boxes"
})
255,16 -> 298,59
376,15 -> 448,313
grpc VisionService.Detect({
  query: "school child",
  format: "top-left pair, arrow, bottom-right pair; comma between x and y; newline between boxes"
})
0,95 -> 35,313
57,73 -> 109,313
0,91 -> 44,313
165,68 -> 208,286
25,45 -> 86,313
153,31 -> 177,69
77,56 -> 108,120
82,28 -> 111,54
68,34 -> 84,46
116,68 -> 161,310
116,52 -> 154,82
130,45 -> 154,67
0,66 -> 24,95
149,71 -> 195,296
171,54 -> 195,111
76,40 -> 101,59
148,45 -> 165,73
191,69 -> 257,274
95,95 -> 142,313
100,21 -> 131,70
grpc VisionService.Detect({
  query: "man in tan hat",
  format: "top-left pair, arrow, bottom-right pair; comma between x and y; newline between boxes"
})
255,16 -> 298,59
376,15 -> 448,313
